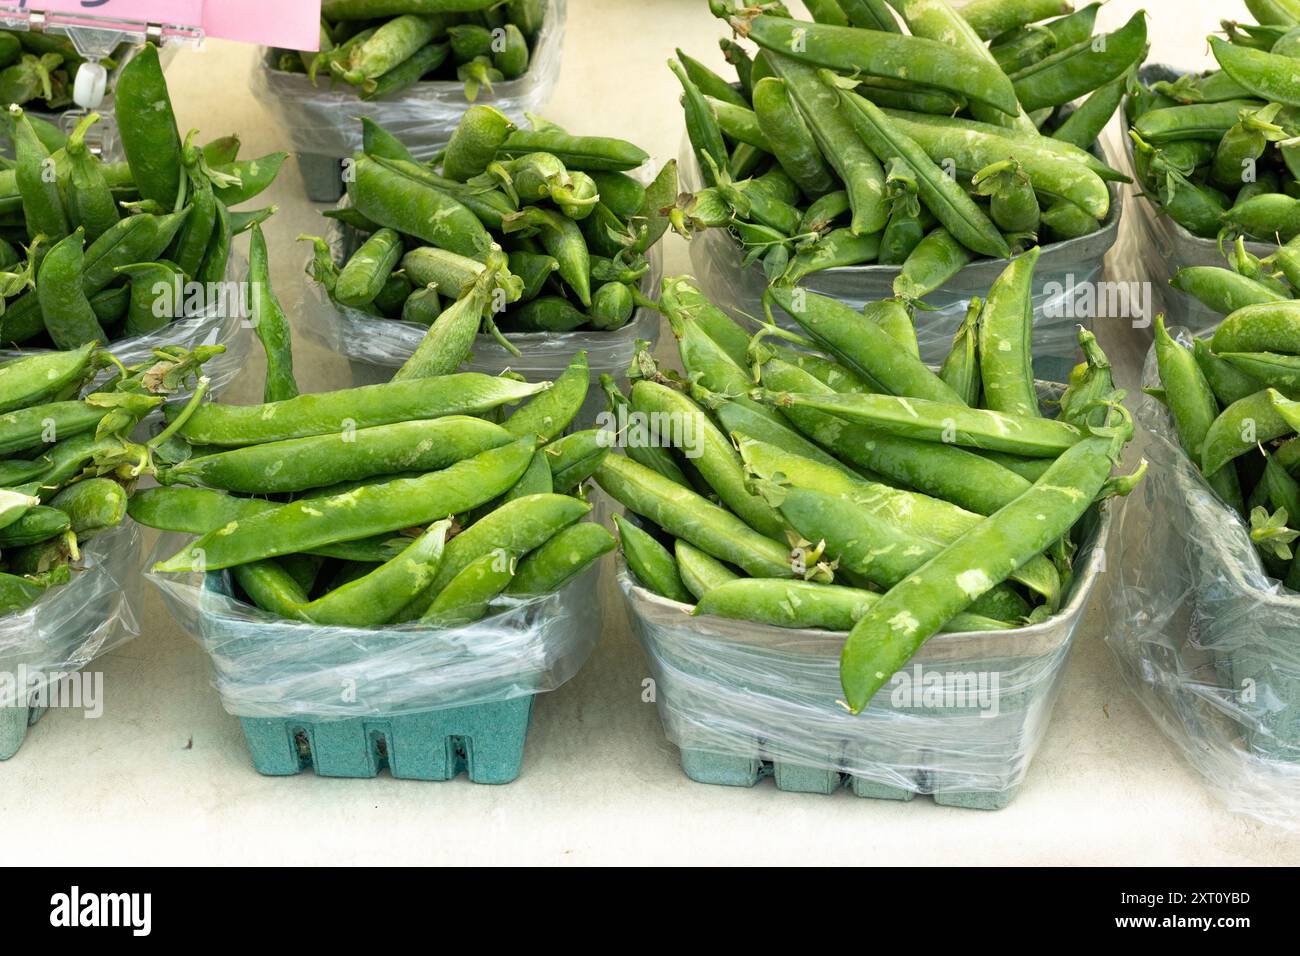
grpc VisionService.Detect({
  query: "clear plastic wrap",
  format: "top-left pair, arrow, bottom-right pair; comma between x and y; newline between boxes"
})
147,533 -> 601,720
0,522 -> 142,712
1120,65 -> 1274,336
297,217 -> 663,426
682,138 -> 1124,385
1099,332 -> 1300,830
249,0 -> 566,162
619,506 -> 1109,806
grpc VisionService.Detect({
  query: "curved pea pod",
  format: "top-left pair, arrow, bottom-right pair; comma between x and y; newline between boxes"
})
544,429 -> 609,491
866,298 -> 919,357
62,112 -> 118,242
1212,103 -> 1287,190
508,250 -> 560,303
973,160 -> 1041,234
766,53 -> 888,236
1200,389 -> 1292,476
957,0 -> 1073,41
45,477 -> 126,538
855,76 -> 967,116
497,129 -> 650,173
1212,300 -> 1300,354
179,374 -> 545,447
878,184 -> 934,266
734,13 -> 1018,116
0,342 -> 97,414
510,295 -> 587,332
595,454 -> 797,579
673,539 -> 738,600
9,105 -> 67,242
939,298 -> 983,407
339,14 -> 440,88
38,228 -> 107,350
502,205 -> 591,306
506,351 -> 588,442
782,227 -> 880,283
752,77 -> 835,199
247,223 -> 298,404
155,439 -> 538,574
419,551 -> 516,626
492,23 -> 529,79
116,260 -> 185,337
334,228 -> 405,308
401,283 -> 442,325
1221,193 -> 1300,242
1139,158 -> 1229,239
587,171 -> 646,221
978,247 -> 1041,418
210,153 -> 288,207
0,567 -> 70,613
1220,352 -> 1300,394
1133,100 -> 1269,144
799,190 -> 851,235
768,285 -> 964,404
1194,338 -> 1265,407
448,23 -> 494,63
1172,267 -> 1288,317
839,433 -> 1123,711
114,45 -> 183,208
0,506 -> 71,548
551,170 -> 600,220
589,281 -> 635,331
1211,36 -> 1300,108
833,87 -> 1010,259
991,26 -> 1058,74
615,514 -> 693,603
1152,69 -> 1255,105
396,256 -> 513,380
372,155 -> 519,230
362,42 -> 450,101
658,275 -> 749,367
895,228 -> 974,301
1010,11 -> 1148,112
442,105 -> 516,182
600,375 -> 691,487
348,155 -> 493,259
1040,199 -> 1101,242
166,416 -> 514,494
401,245 -> 485,297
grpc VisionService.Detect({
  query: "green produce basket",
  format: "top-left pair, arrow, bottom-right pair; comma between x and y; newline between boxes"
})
618,506 -> 1109,810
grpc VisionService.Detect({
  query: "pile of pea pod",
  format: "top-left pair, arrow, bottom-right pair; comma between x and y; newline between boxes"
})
302,109 -> 676,335
596,265 -> 1141,713
132,336 -> 619,630
0,342 -> 219,614
274,0 -> 547,102
1151,285 -> 1300,585
0,29 -> 124,112
1129,6 -> 1300,241
0,45 -> 285,352
672,0 -> 1145,284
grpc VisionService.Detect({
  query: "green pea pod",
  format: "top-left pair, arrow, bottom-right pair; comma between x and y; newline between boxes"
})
349,155 -> 494,259
854,76 -> 967,116
507,523 -> 615,596
600,374 -> 691,487
362,42 -> 450,101
671,58 -> 728,188
619,517 -> 707,603
766,54 -> 888,236
733,12 -> 1019,116
1200,388 -> 1291,475
678,48 -> 748,109
211,153 -> 289,207
879,196 -> 935,266
0,566 -> 70,613
1133,100 -> 1268,145
497,129 -> 650,172
502,205 -> 591,306
1051,71 -> 1130,150
335,228 -> 405,308
783,227 -> 881,283
507,250 -> 559,302
115,44 -> 183,207
9,104 -> 67,242
673,539 -> 738,601
834,86 -> 1010,259
544,429 -> 610,492
1041,199 -> 1101,241
1211,300 -> 1300,354
47,477 -> 126,537
752,77 -> 835,198
1171,266 -> 1288,316
1222,192 -> 1300,242
1194,338 -> 1264,407
1211,35 -> 1300,108
442,105 -> 516,182
420,551 -> 516,626
707,96 -> 770,151
1010,12 -> 1149,112
590,281 -> 635,331
173,173 -> 217,280
117,260 -> 185,336
197,199 -> 234,290
1213,103 -> 1287,189
895,228 -> 974,301
400,283 -> 442,325
587,171 -> 646,220
248,223 -> 298,403
506,351 -> 589,442
0,343 -> 96,414
991,27 -> 1057,74
37,228 -> 106,349
973,160 -> 1041,235
939,297 -> 983,407
510,295 -> 587,331
63,112 -> 118,242
0,506 -> 71,548
799,189 -> 851,235
396,255 -> 511,380
340,14 -> 440,88
975,247 -> 1042,419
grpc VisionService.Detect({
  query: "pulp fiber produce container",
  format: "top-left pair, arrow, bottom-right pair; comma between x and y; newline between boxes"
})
0,523 -> 141,760
1121,65 -> 1273,337
300,219 -> 662,431
151,539 -> 601,783
618,506 -> 1109,811
682,145 -> 1125,386
251,0 -> 566,203
1101,334 -> 1300,830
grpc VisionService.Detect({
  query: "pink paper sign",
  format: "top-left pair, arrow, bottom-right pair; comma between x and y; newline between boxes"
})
0,1 -> 322,49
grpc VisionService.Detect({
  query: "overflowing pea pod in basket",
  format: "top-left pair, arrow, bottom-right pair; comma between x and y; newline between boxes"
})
0,45 -> 285,353
671,0 -> 1144,286
302,107 -> 675,336
1128,6 -> 1300,242
272,0 -> 549,102
599,258 -> 1143,713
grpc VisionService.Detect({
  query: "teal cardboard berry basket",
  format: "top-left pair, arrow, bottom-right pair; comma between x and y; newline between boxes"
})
617,506 -> 1109,811
175,560 -> 601,784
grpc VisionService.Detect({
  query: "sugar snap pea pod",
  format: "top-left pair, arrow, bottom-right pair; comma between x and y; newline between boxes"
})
400,245 -> 484,296
866,299 -> 919,357
508,250 -> 559,302
396,256 -> 514,380
62,112 -> 118,242
492,24 -> 529,79
632,379 -> 786,539
502,206 -> 591,306
335,228 -> 404,308
768,285 -> 965,404
805,0 -> 849,25
590,282 -> 635,331
855,77 -> 967,116
585,171 -> 646,221
600,375 -> 690,488
363,41 -> 450,100
0,489 -> 38,534
156,439 -> 537,574
196,198 -> 234,290
834,87 -> 1011,259
38,228 -> 107,350
1133,100 -> 1268,144
730,140 -> 767,182
1010,12 -> 1147,112
1212,301 -> 1300,354
782,227 -> 880,283
504,522 -> 615,596
666,296 -> 782,426
1171,267 -> 1287,317
115,44 -> 182,207
0,343 -> 96,414
371,156 -> 518,231
442,105 -> 515,182
991,26 -> 1057,73
116,261 -> 184,336
1222,193 -> 1300,242
678,49 -> 750,110
46,478 -> 126,537
766,54 -> 888,235
879,201 -> 934,266
232,560 -> 309,618
9,105 -> 66,242
395,283 -> 439,325
597,454 -> 796,579
510,296 -> 587,331
1210,36 -> 1300,109
1220,352 -> 1300,393
841,0 -> 900,30
544,429 -> 609,491
505,351 -> 589,442
759,388 -> 1082,457
0,567 -> 69,613
1193,339 -> 1264,408
179,374 -> 544,447
800,190 -> 850,235
839,432 -> 1123,711
0,507 -> 70,548
501,448 -> 554,504
659,276 -> 751,368
707,96 -> 771,151
1051,71 -> 1130,151
248,224 -> 297,404
339,14 -> 440,88
1212,103 -> 1287,189
895,228 -> 973,301
167,416 -> 513,494
978,247 -> 1040,418
349,155 -> 492,259
973,160 -> 1041,234
957,0 -> 1073,41
497,129 -> 650,173
712,392 -> 864,480
552,170 -> 600,220
939,298 -> 983,407
673,539 -> 738,600
419,551 -> 516,626
730,13 -> 1019,116
1201,389 -> 1291,476
752,77 -> 835,198
615,515 -> 693,603
1040,199 -> 1100,241
360,117 -> 417,164
372,272 -> 413,316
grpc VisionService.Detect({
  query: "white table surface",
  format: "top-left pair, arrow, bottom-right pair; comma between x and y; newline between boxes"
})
6,0 -> 1300,865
